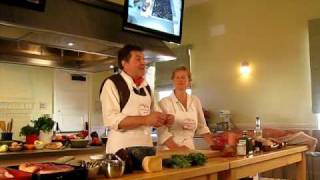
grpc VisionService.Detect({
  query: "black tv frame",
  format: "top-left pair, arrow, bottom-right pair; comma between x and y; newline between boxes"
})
122,0 -> 184,43
0,0 -> 46,11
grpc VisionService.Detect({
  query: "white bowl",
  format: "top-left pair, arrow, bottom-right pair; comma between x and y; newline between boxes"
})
90,154 -> 106,161
34,143 -> 45,150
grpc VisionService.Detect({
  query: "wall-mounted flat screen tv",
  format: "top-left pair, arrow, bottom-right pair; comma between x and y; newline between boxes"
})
123,0 -> 184,43
0,0 -> 46,11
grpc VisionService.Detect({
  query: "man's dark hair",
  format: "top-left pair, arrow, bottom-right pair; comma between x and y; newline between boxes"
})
118,44 -> 144,69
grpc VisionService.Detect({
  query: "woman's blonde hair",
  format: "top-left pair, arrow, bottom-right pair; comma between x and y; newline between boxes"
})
171,66 -> 192,81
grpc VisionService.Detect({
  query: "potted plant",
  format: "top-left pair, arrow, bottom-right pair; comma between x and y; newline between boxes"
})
20,125 -> 39,144
33,114 -> 55,144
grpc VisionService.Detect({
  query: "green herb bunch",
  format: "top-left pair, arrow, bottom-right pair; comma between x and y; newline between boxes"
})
20,125 -> 39,136
33,114 -> 55,132
163,153 -> 207,169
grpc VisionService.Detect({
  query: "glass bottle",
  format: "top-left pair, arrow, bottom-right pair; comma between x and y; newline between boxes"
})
254,116 -> 262,138
239,131 -> 253,156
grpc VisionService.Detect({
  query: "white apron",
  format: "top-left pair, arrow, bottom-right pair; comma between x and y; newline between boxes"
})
164,110 -> 198,150
106,87 -> 153,153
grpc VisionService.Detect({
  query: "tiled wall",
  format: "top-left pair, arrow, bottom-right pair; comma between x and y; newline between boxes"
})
0,63 -> 53,140
0,101 -> 35,140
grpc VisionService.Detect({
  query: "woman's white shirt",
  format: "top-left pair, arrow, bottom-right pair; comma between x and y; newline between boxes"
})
158,93 -> 210,149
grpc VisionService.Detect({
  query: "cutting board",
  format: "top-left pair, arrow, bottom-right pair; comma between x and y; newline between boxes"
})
157,149 -> 221,159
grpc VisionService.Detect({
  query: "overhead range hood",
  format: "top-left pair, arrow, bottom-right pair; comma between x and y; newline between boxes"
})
0,0 -> 176,72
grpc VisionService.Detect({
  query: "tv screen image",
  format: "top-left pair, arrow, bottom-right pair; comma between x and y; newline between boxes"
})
124,0 -> 184,42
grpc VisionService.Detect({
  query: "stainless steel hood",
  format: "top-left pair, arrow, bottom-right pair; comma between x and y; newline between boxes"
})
0,36 -> 115,72
0,0 -> 176,72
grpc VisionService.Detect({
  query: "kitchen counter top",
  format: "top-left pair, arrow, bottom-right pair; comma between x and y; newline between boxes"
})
219,145 -> 308,180
0,145 -> 104,158
97,158 -> 230,180
96,146 -> 307,180
0,145 -> 105,166
0,146 -> 308,179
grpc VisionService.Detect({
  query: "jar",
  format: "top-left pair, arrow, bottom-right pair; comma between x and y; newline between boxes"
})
222,144 -> 236,157
104,159 -> 125,178
237,142 -> 246,156
87,155 -> 106,178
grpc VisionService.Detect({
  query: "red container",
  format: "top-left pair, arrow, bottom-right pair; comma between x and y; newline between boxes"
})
210,133 -> 227,150
26,134 -> 38,144
7,169 -> 32,180
8,163 -> 88,180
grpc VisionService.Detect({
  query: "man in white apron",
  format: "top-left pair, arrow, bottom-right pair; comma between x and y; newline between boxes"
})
100,44 -> 174,153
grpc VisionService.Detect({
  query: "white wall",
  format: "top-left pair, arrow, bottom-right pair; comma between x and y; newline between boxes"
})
182,0 -> 320,129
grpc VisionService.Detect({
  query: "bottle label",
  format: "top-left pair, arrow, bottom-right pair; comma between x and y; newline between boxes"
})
237,143 -> 246,156
239,139 -> 247,144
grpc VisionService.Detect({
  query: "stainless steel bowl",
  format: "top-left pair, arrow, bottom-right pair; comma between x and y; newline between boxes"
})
105,159 -> 125,178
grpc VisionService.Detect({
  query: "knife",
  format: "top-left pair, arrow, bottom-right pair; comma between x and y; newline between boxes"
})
6,122 -> 9,133
9,118 -> 13,132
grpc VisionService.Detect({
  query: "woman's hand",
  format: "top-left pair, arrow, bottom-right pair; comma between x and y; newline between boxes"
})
202,133 -> 215,146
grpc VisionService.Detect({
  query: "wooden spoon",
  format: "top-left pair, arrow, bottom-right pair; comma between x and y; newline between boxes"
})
0,121 -> 6,132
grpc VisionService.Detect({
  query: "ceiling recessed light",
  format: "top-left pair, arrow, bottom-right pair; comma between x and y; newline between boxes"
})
109,65 -> 114,69
67,42 -> 74,46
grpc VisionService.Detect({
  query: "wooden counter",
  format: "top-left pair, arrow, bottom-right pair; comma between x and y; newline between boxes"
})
97,146 -> 307,180
98,158 -> 229,180
0,145 -> 308,179
220,145 -> 308,180
0,145 -> 105,166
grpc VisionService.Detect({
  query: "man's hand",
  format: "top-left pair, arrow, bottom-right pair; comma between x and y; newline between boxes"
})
145,112 -> 166,127
173,145 -> 190,151
164,114 -> 174,126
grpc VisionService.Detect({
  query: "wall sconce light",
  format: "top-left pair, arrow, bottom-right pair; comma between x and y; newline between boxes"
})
240,61 -> 251,75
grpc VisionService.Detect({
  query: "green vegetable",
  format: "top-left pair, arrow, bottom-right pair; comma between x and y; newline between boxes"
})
186,153 -> 207,166
126,146 -> 156,170
163,153 -> 207,169
171,155 -> 192,168
20,114 -> 55,136
20,125 -> 39,136
33,114 -> 55,132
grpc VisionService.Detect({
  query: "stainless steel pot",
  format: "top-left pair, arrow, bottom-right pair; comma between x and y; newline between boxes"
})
105,159 -> 125,178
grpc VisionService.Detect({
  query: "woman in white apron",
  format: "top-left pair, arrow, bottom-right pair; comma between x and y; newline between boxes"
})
158,66 -> 214,150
